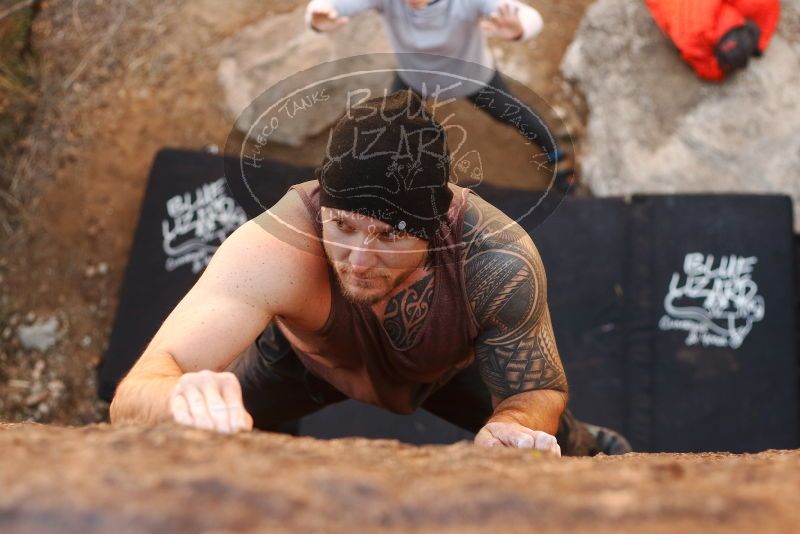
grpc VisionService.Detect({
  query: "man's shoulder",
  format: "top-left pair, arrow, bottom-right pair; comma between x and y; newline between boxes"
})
460,190 -> 532,252
250,181 -> 322,247
459,190 -> 547,328
216,183 -> 321,259
226,183 -> 326,277
208,183 -> 329,322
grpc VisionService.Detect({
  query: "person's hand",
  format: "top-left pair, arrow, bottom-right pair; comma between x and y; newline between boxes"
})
310,7 -> 350,32
715,20 -> 760,73
480,3 -> 524,41
475,421 -> 561,455
169,370 -> 254,434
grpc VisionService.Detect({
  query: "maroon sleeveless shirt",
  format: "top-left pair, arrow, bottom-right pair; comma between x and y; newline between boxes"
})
276,182 -> 480,414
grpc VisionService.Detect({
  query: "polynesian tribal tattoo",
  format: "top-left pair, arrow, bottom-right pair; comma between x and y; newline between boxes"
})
462,196 -> 568,398
383,274 -> 435,350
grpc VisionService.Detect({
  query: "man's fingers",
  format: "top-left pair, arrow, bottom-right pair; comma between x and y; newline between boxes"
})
474,427 -> 503,447
218,372 -> 251,433
512,434 -> 535,448
533,432 -> 559,454
199,376 -> 233,433
478,422 -> 561,454
513,432 -> 560,454
169,393 -> 193,427
170,372 -> 253,434
475,435 -> 503,447
525,430 -> 560,455
182,385 -> 215,431
516,426 -> 560,453
242,410 -> 254,432
487,424 -> 527,447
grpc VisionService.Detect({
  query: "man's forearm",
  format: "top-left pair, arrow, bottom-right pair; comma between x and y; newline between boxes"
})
487,389 -> 566,436
109,350 -> 183,425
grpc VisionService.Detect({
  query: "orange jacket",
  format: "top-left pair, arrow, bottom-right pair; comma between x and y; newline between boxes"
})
645,0 -> 780,81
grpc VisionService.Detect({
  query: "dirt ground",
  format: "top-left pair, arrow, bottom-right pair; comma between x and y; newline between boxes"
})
1,423 -> 799,533
0,0 -> 593,425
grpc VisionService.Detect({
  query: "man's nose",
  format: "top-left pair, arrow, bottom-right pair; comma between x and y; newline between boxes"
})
347,240 -> 379,273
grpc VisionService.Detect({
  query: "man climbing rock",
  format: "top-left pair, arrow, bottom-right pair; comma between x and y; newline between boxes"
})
110,91 -> 629,456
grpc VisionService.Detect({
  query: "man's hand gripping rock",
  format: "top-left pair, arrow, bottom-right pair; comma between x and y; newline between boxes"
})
169,370 -> 253,434
475,421 -> 561,456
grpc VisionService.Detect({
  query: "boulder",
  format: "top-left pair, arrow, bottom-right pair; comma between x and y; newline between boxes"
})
217,5 -> 393,147
562,0 -> 800,230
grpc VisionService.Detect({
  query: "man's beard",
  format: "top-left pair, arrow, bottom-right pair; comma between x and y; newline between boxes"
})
332,264 -> 417,305
332,265 -> 391,305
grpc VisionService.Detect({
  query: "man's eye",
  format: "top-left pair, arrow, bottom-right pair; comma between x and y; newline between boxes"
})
335,220 -> 351,232
378,231 -> 398,241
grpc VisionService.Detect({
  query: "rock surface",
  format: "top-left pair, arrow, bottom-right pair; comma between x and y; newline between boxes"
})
562,0 -> 800,230
1,424 -> 799,533
217,4 -> 394,146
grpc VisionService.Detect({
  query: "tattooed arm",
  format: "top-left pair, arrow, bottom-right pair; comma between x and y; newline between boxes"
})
463,193 -> 568,450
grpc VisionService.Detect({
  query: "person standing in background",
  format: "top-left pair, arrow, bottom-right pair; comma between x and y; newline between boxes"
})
306,0 -> 576,193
